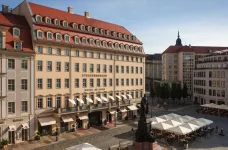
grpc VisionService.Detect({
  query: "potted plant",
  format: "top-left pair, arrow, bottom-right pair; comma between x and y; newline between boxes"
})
36,132 -> 41,140
1,139 -> 9,149
183,140 -> 188,149
71,124 -> 75,132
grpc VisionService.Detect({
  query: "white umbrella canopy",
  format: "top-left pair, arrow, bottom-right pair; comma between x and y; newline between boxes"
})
167,113 -> 181,118
197,118 -> 213,126
159,115 -> 174,120
167,126 -> 192,135
172,117 -> 188,123
180,123 -> 200,131
187,119 -> 206,127
66,143 -> 102,150
181,115 -> 196,121
152,122 -> 174,130
163,120 -> 183,127
151,117 -> 166,123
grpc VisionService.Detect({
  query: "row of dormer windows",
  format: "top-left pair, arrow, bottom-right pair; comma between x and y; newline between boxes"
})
35,15 -> 137,41
36,30 -> 143,53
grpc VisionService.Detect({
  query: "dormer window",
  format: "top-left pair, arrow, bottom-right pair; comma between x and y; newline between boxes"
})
96,40 -> 100,47
112,32 -> 116,37
15,41 -> 22,50
63,21 -> 68,27
36,15 -> 42,22
124,34 -> 127,39
46,17 -> 51,24
56,33 -> 62,41
130,45 -> 133,51
134,46 -> 138,51
106,30 -> 110,36
115,43 -> 119,49
128,35 -> 131,40
64,34 -> 70,42
120,44 -> 124,50
108,42 -> 112,48
118,33 -> 122,38
100,29 -> 104,34
47,32 -> 53,40
80,25 -> 85,31
82,37 -> 87,44
94,28 -> 98,34
73,23 -> 78,29
74,36 -> 80,44
126,45 -> 129,50
37,30 -> 43,39
89,39 -> 94,45
55,19 -> 60,26
0,32 -> 2,48
13,28 -> 20,37
87,26 -> 92,32
103,41 -> 107,48
132,36 -> 136,41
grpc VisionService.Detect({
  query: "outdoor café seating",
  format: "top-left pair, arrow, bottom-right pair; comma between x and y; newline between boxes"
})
200,103 -> 228,118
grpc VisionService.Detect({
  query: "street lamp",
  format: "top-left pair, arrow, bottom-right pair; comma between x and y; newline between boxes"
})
114,111 -> 117,127
56,124 -> 59,141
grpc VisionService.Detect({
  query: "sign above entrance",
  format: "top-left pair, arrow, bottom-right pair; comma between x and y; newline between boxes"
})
85,88 -> 105,92
82,74 -> 107,78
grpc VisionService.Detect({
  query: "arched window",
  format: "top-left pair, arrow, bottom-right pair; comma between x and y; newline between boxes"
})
81,37 -> 87,44
100,29 -> 104,35
115,43 -> 119,49
0,32 -> 2,48
89,39 -> 94,45
74,36 -> 80,44
37,30 -> 43,39
80,25 -> 85,31
108,42 -> 112,48
112,32 -> 116,37
96,40 -> 100,47
46,17 -> 51,24
64,34 -> 70,42
103,41 -> 107,48
130,45 -> 133,51
126,45 -> 129,50
132,36 -> 136,41
73,23 -> 78,29
87,26 -> 92,32
36,15 -> 42,22
94,28 -> 98,34
55,19 -> 60,26
118,33 -> 122,38
56,33 -> 62,41
63,21 -> 68,27
106,30 -> 110,36
120,44 -> 124,50
47,32 -> 53,40
13,28 -> 20,37
124,34 -> 127,39
128,35 -> 131,40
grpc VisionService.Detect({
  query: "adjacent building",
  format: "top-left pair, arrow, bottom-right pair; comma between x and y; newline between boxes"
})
162,32 -> 228,95
13,2 -> 145,136
0,9 -> 35,144
145,54 -> 162,91
193,50 -> 228,105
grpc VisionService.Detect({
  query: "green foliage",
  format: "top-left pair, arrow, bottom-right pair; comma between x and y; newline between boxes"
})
160,83 -> 171,99
182,84 -> 188,98
155,84 -> 161,98
150,86 -> 155,98
171,83 -> 177,100
176,84 -> 182,100
1,139 -> 8,145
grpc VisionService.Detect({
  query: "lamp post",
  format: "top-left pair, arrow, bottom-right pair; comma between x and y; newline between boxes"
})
56,124 -> 59,141
114,111 -> 117,127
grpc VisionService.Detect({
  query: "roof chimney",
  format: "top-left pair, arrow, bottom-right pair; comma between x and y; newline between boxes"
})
68,6 -> 73,14
2,4 -> 9,13
85,11 -> 90,18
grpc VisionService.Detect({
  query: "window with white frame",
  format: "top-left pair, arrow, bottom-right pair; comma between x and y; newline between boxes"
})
56,33 -> 61,41
37,30 -> 43,39
121,78 -> 124,86
56,48 -> 61,55
73,23 -> 78,29
37,79 -> 43,89
103,78 -> 107,87
100,29 -> 104,34
83,51 -> 87,57
82,38 -> 86,44
63,21 -> 68,27
75,50 -> 79,57
118,33 -> 122,38
47,79 -> 52,89
36,15 -> 42,22
74,36 -> 80,44
96,40 -> 100,47
37,60 -> 43,71
37,98 -> 43,109
80,24 -> 85,30
65,62 -> 69,72
83,79 -> 87,88
97,64 -> 100,73
8,102 -> 15,113
90,64 -> 94,72
38,46 -> 43,53
97,78 -> 100,87
47,32 -> 53,40
8,59 -> 15,69
56,78 -> 61,88
103,41 -> 107,48
21,60 -> 28,69
47,97 -> 52,108
22,101 -> 28,112
109,78 -> 112,86
94,28 -> 98,33
124,34 -> 127,39
126,45 -> 129,50
113,32 -> 116,37
97,53 -> 100,59
83,63 -> 87,72
15,41 -> 21,50
88,26 -> 92,32
110,54 -> 113,60
64,34 -> 70,42
90,39 -> 94,45
109,65 -> 112,73
116,79 -> 119,86
90,52 -> 94,58
13,28 -> 20,37
46,17 -> 51,24
75,63 -> 79,72
90,79 -> 94,87
65,49 -> 70,56
8,79 -> 15,91
115,43 -> 119,49
122,56 -> 124,61
103,53 -> 107,59
21,79 -> 28,90
103,64 -> 107,73
47,61 -> 52,71
47,47 -> 52,54
55,19 -> 60,25
75,79 -> 79,88
106,30 -> 110,36
121,44 -> 124,50
65,79 -> 69,88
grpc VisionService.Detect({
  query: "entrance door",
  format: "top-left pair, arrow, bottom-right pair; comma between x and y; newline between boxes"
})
60,121 -> 68,132
117,112 -> 122,120
76,119 -> 82,129
200,98 -> 204,105
22,129 -> 28,141
106,113 -> 112,122
89,111 -> 102,126
8,131 -> 15,144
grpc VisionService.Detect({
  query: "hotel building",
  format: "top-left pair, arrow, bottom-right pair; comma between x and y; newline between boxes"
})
145,54 -> 162,91
13,2 -> 145,135
0,8 -> 35,144
193,50 -> 228,105
162,32 -> 228,95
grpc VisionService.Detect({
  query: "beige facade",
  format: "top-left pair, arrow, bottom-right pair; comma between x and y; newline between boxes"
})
193,50 -> 228,105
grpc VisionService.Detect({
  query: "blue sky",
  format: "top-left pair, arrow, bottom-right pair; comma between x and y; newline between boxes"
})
2,0 -> 228,54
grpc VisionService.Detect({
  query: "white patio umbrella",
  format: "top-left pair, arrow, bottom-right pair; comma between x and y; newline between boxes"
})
181,115 -> 196,121
167,113 -> 181,118
197,118 -> 213,126
151,117 -> 166,123
66,143 -> 101,150
167,126 -> 192,135
151,121 -> 157,125
159,115 -> 174,120
163,120 -> 183,127
152,122 -> 174,130
187,119 -> 206,127
172,117 -> 188,123
68,99 -> 76,105
180,123 -> 200,131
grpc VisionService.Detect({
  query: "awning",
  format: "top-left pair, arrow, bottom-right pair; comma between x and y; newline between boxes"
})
9,125 -> 16,131
68,99 -> 76,105
119,108 -> 128,113
127,105 -> 138,111
86,97 -> 93,103
38,117 -> 56,126
61,116 -> 74,123
109,96 -> 115,101
96,97 -> 102,103
108,110 -> 117,114
77,98 -> 84,104
127,94 -> 132,99
116,95 -> 121,101
101,96 -> 108,102
121,95 -> 127,99
78,114 -> 88,120
22,123 -> 29,129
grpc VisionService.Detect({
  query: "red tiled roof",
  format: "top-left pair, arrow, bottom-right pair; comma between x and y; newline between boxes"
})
28,2 -> 136,38
0,12 -> 33,53
163,46 -> 228,54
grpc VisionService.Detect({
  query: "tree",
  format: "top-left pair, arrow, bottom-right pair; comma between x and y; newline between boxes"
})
176,84 -> 182,104
171,83 -> 177,103
150,86 -> 155,98
155,84 -> 161,102
160,83 -> 171,102
182,84 -> 188,104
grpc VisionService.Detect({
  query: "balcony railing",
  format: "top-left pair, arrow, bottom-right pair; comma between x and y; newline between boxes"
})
90,103 -> 108,110
78,105 -> 90,112
55,107 -> 77,114
119,100 -> 130,106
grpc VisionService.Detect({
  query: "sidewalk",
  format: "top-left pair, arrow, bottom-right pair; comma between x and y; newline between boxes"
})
6,123 -> 119,150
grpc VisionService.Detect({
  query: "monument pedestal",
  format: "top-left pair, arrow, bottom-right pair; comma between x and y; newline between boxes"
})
133,141 -> 159,150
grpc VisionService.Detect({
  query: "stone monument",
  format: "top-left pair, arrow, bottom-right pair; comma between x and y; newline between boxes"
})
134,94 -> 159,150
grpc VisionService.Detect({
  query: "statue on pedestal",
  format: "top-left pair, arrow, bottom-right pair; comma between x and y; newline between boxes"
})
135,94 -> 155,143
